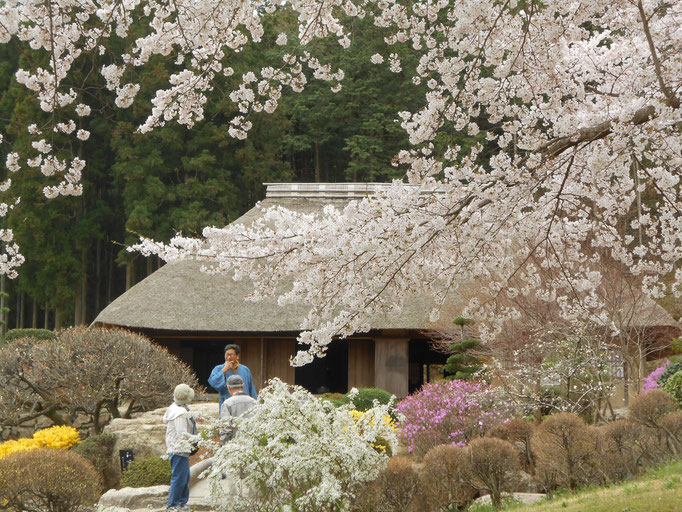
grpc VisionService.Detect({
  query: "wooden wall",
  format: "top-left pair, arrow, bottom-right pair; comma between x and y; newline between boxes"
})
349,340 -> 375,389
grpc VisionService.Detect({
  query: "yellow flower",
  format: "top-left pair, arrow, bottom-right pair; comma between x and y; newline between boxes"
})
0,426 -> 80,459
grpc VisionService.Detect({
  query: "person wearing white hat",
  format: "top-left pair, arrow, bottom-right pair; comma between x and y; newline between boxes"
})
163,383 -> 197,512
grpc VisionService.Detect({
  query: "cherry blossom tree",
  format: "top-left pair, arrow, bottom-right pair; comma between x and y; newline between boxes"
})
0,0 -> 679,363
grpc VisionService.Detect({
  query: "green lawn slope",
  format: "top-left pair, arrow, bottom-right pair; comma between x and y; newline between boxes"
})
472,460 -> 682,512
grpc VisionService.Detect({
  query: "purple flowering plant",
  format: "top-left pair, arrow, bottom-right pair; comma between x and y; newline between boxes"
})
642,360 -> 670,393
395,379 -> 513,455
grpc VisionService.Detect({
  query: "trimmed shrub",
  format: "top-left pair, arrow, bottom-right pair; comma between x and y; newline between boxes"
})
72,433 -> 118,490
3,328 -> 56,343
598,419 -> 645,481
120,456 -> 172,487
0,326 -> 200,433
468,437 -> 520,509
373,456 -> 421,511
657,356 -> 682,387
662,370 -> 682,406
532,412 -> 599,490
319,392 -> 346,408
0,448 -> 100,512
342,388 -> 394,412
487,418 -> 534,472
629,389 -> 679,429
396,380 -> 512,456
420,444 -> 475,511
659,410 -> 682,458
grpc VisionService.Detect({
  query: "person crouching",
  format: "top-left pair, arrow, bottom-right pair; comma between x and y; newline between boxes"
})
164,383 -> 197,512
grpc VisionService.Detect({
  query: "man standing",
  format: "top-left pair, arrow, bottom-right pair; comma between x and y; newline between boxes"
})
208,343 -> 257,412
220,374 -> 258,444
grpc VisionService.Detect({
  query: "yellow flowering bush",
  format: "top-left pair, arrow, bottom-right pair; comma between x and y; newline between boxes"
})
349,409 -> 397,455
0,426 -> 81,459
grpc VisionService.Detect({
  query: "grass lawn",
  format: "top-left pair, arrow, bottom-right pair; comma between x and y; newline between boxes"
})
471,460 -> 682,512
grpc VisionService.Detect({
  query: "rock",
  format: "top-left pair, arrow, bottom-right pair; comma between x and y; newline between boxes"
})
103,402 -> 219,480
475,492 -> 546,506
507,470 -> 542,493
98,485 -> 169,510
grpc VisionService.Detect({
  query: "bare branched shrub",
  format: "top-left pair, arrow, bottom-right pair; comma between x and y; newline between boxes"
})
419,444 -> 475,511
0,327 -> 201,433
628,389 -> 681,457
532,413 -> 599,490
0,448 -> 100,512
372,456 -> 421,512
468,437 -> 519,509
487,418 -> 534,473
598,419 -> 645,481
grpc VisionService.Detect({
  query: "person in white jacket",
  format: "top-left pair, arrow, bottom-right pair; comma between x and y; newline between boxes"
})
163,384 -> 197,512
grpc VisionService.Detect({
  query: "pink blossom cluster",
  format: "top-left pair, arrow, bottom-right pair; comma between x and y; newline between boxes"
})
642,360 -> 671,393
395,379 -> 512,455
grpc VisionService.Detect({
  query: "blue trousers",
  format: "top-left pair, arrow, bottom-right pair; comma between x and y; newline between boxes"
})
167,454 -> 190,509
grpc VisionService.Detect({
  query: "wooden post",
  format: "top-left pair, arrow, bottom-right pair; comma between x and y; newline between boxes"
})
374,337 -> 409,398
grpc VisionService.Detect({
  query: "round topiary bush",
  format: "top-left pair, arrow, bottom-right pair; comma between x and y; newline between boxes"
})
120,456 -> 172,487
657,356 -> 682,387
0,448 -> 100,512
629,388 -> 679,428
3,328 -> 56,343
342,388 -> 394,412
662,370 -> 682,407
532,412 -> 599,490
419,444 -> 475,511
72,433 -> 118,490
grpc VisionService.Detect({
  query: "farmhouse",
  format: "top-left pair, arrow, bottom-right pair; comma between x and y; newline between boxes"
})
92,183 -> 449,397
93,182 -> 681,400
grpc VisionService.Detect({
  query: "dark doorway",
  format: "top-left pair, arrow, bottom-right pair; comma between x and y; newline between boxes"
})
295,340 -> 349,394
190,340 -> 225,390
408,339 -> 448,394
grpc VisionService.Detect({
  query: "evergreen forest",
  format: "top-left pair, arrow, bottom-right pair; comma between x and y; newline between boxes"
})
0,8 -> 464,329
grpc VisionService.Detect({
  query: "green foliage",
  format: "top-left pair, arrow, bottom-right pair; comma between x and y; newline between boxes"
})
658,356 -> 682,387
0,448 -> 100,512
662,370 -> 682,407
340,388 -> 394,412
72,433 -> 118,490
319,392 -> 346,408
444,316 -> 482,380
120,456 -> 172,487
444,339 -> 483,380
4,328 -> 56,342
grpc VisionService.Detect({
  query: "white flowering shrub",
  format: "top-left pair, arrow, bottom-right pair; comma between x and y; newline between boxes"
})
204,378 -> 396,512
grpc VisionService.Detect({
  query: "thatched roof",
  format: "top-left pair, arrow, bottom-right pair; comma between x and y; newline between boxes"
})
93,183 -> 680,335
93,183 -> 437,333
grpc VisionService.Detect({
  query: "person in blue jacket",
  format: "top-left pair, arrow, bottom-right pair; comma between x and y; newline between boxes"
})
208,343 -> 257,411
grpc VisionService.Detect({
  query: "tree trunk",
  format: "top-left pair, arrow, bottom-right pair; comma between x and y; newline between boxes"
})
19,293 -> 24,328
0,275 -> 6,337
95,239 -> 101,315
44,304 -> 49,329
74,249 -> 88,325
314,140 -> 321,183
32,299 -> 37,328
125,258 -> 135,291
55,307 -> 63,330
146,255 -> 153,277
623,360 -> 629,407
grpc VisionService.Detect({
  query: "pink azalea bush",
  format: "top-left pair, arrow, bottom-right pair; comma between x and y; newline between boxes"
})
642,360 -> 670,393
396,380 -> 513,455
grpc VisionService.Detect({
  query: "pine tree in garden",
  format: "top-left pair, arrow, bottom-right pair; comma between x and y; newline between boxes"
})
444,316 -> 482,380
